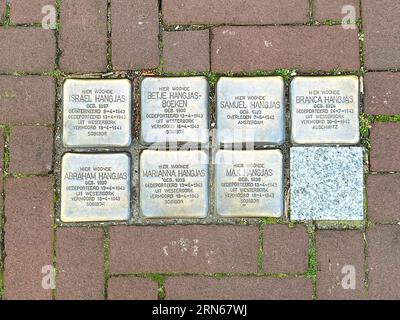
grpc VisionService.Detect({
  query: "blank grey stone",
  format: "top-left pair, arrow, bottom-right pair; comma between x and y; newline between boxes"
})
290,76 -> 360,144
141,77 -> 209,144
63,79 -> 132,147
61,153 -> 131,222
290,147 -> 364,221
217,77 -> 285,145
215,150 -> 283,217
140,150 -> 209,218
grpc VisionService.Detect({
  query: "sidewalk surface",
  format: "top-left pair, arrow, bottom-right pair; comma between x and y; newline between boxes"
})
0,0 -> 400,300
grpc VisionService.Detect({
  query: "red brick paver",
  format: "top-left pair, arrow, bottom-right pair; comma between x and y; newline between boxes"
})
56,228 -> 104,300
316,231 -> 365,300
314,0 -> 359,21
264,224 -> 309,274
108,277 -> 158,300
4,177 -> 53,300
211,26 -> 359,72
109,226 -> 259,273
0,0 -> 6,21
367,225 -> 400,300
165,276 -> 313,300
370,122 -> 400,172
0,128 -> 3,281
163,31 -> 210,73
0,28 -> 56,73
0,128 -> 4,206
367,174 -> 400,222
111,0 -> 159,70
9,126 -> 53,174
59,0 -> 108,73
163,0 -> 309,25
0,76 -> 55,124
10,0 -> 55,24
363,0 -> 400,70
364,72 -> 400,115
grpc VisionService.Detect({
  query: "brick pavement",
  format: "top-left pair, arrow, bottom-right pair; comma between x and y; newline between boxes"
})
0,0 -> 399,300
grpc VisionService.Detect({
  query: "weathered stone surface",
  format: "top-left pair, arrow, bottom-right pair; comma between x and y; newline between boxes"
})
9,126 -> 53,174
0,128 -> 3,208
63,79 -> 131,147
165,276 -> 313,300
163,0 -> 310,25
56,228 -> 104,300
163,30 -> 210,73
4,177 -> 53,300
0,0 -> 6,21
111,0 -> 159,70
215,150 -> 283,217
109,225 -> 259,273
10,0 -> 55,24
0,28 -> 56,73
290,147 -> 364,221
211,26 -> 360,72
367,225 -> 400,299
290,76 -> 360,144
316,230 -> 365,300
370,122 -> 400,172
59,0 -> 107,73
61,153 -> 131,222
314,0 -> 360,21
364,72 -> 400,115
363,0 -> 400,70
0,76 -> 55,124
141,77 -> 209,144
264,224 -> 309,274
367,174 -> 400,222
140,150 -> 208,218
107,277 -> 158,300
217,77 -> 285,145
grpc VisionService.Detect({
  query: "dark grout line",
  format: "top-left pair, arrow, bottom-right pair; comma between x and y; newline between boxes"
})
208,28 -> 212,72
1,23 -> 45,28
257,223 -> 264,272
4,17 -> 352,29
309,0 -> 315,23
51,222 -> 57,300
106,0 -> 112,73
0,125 -> 10,299
162,22 -> 326,29
109,272 -> 309,278
368,221 -> 400,226
306,223 -> 317,300
358,0 -> 371,298
0,69 -> 371,78
363,231 -> 369,299
157,0 -> 164,74
50,0 -> 62,301
6,173 -> 53,179
369,171 -> 400,175
0,123 -> 54,127
103,227 -> 110,300
54,0 -> 62,70
358,0 -> 365,73
366,69 -> 400,73
51,219 -> 376,230
368,171 -> 400,175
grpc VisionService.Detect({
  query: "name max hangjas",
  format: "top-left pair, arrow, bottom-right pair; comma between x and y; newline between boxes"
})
152,304 -> 248,317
